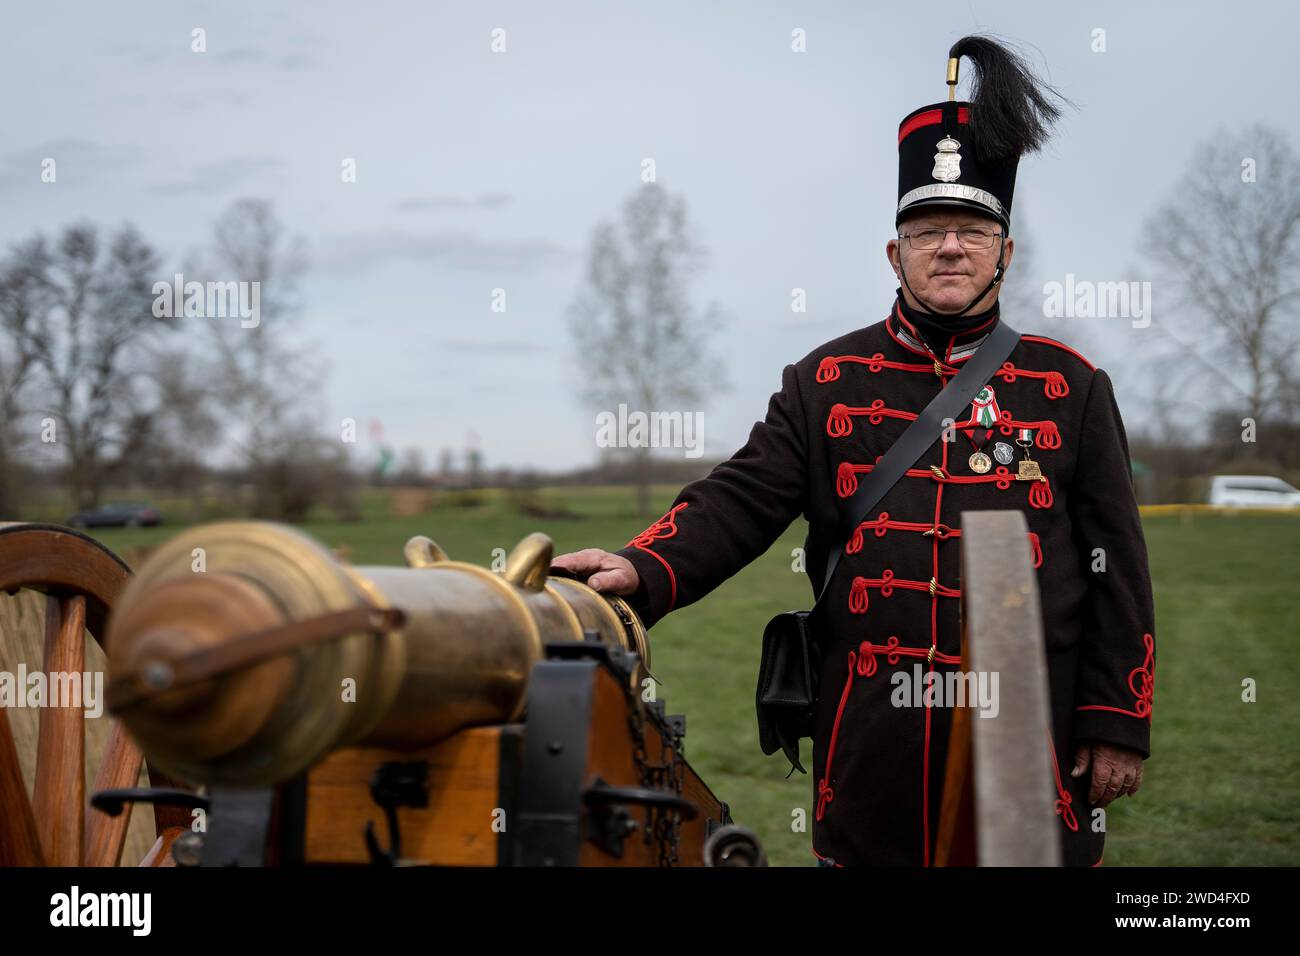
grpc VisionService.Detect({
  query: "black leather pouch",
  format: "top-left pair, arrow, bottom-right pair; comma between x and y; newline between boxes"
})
756,608 -> 823,775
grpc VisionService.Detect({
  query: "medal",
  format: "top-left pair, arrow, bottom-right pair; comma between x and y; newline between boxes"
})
1017,458 -> 1042,480
1014,428 -> 1043,481
968,451 -> 992,473
993,441 -> 1014,465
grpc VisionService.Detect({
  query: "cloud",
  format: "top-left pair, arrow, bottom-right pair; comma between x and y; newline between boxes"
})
0,139 -> 143,188
394,192 -> 513,213
104,38 -> 316,72
214,44 -> 316,70
150,156 -> 288,194
311,229 -> 571,275
162,88 -> 254,110
103,40 -> 151,60
440,339 -> 552,354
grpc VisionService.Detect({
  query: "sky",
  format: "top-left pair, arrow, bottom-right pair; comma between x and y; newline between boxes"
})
2,0 -> 1291,473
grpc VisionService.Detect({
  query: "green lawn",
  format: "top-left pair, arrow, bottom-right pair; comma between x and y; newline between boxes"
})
87,488 -> 1300,867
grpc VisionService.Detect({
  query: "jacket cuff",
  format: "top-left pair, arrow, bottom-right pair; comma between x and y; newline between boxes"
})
1072,708 -> 1151,760
613,545 -> 673,631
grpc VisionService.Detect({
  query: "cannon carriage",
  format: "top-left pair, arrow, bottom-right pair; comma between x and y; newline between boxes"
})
0,510 -> 1056,867
0,521 -> 755,867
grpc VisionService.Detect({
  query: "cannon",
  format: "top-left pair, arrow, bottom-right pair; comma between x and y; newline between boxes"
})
0,521 -> 760,867
1,511 -> 1058,868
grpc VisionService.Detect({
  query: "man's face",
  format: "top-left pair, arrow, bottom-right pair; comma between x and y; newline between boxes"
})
886,209 -> 1014,314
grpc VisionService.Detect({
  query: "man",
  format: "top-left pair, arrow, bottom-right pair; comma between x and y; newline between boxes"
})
553,35 -> 1155,867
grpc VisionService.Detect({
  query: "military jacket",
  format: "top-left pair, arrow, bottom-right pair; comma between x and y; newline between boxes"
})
615,299 -> 1157,866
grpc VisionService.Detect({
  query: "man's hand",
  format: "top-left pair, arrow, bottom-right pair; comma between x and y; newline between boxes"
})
1071,740 -> 1144,808
550,549 -> 640,596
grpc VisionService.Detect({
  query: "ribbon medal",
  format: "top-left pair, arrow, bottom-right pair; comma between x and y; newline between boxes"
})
1015,427 -> 1043,480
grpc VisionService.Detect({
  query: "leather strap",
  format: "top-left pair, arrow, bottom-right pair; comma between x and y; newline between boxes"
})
814,317 -> 1020,608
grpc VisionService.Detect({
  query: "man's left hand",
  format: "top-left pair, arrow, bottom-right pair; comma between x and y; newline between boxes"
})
1070,740 -> 1144,808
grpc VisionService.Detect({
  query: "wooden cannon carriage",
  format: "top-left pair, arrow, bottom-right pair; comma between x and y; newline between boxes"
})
0,521 -> 755,867
0,510 -> 1057,867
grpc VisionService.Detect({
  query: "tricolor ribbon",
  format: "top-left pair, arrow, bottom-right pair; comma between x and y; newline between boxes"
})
971,386 -> 1000,428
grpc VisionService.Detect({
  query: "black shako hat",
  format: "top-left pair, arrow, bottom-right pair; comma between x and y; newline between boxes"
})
896,35 -> 1067,231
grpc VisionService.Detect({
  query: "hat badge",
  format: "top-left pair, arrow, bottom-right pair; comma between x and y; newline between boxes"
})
931,135 -> 962,183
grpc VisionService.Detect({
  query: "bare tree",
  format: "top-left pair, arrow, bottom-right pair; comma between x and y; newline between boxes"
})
1141,125 -> 1300,451
248,416 -> 359,522
106,346 -> 223,520
2,226 -> 168,509
566,183 -> 728,516
0,250 -> 49,516
197,199 -> 333,517
202,199 -> 313,445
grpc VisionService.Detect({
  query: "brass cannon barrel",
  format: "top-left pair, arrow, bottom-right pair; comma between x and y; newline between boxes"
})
104,521 -> 648,787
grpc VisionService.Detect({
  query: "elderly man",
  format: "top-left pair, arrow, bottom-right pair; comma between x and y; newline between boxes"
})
553,35 -> 1155,866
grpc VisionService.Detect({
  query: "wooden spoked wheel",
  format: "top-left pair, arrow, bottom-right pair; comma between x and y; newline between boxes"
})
0,523 -> 183,866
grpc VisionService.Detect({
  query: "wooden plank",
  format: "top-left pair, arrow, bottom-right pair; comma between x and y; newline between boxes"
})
303,667 -> 727,867
939,510 -> 1060,866
304,727 -> 503,865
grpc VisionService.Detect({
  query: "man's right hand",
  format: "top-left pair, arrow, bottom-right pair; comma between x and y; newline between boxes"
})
550,548 -> 640,596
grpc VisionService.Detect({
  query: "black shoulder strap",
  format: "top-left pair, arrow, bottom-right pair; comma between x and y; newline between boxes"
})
814,318 -> 1021,606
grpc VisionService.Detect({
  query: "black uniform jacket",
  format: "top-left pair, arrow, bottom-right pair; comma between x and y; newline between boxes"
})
614,297 -> 1157,866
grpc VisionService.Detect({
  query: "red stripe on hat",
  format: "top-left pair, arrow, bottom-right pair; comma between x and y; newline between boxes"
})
898,106 -> 969,145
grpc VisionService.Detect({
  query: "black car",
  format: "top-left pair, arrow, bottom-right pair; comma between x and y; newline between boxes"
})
67,502 -> 163,528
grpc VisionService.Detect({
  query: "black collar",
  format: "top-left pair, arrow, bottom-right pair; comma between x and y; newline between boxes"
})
894,289 -> 999,359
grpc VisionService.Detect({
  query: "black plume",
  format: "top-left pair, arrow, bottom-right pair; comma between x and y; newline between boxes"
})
948,35 -> 1070,162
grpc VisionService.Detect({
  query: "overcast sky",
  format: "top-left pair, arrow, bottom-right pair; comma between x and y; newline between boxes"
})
2,1 -> 1290,472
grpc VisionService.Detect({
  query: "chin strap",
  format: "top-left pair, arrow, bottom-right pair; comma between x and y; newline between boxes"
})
899,234 -> 1006,317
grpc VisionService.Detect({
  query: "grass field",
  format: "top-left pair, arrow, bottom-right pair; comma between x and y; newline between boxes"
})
83,486 -> 1300,867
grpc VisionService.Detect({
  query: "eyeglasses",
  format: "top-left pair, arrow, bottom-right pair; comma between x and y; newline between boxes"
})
900,227 -> 1003,251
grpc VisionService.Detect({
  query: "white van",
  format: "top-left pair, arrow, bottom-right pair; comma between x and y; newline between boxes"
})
1207,474 -> 1300,509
